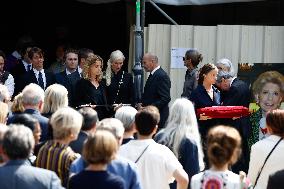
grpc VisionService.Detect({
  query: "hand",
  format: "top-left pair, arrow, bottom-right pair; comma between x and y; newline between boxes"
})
199,113 -> 212,120
136,103 -> 143,110
113,103 -> 123,111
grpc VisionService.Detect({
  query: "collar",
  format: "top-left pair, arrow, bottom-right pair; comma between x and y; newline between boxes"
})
24,109 -> 40,115
5,159 -> 30,166
65,69 -> 75,75
151,65 -> 160,75
230,77 -> 237,87
33,68 -> 44,75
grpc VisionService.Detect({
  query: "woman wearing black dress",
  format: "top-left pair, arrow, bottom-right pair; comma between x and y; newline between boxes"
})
75,54 -> 109,120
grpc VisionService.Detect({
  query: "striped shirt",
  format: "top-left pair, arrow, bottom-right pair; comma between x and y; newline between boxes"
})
35,140 -> 79,187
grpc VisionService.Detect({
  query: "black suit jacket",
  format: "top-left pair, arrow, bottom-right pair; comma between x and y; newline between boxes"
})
142,67 -> 171,128
11,61 -> 29,97
55,70 -> 81,107
19,69 -> 56,91
220,78 -> 251,138
267,169 -> 284,189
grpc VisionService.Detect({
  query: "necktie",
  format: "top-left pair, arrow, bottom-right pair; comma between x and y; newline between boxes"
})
38,72 -> 45,89
27,64 -> 32,71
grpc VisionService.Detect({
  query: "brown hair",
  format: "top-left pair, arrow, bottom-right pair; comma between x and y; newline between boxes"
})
82,54 -> 103,81
207,125 -> 241,168
266,109 -> 284,137
252,71 -> 284,101
198,63 -> 218,85
135,105 -> 160,136
185,49 -> 203,68
11,92 -> 25,113
83,130 -> 118,164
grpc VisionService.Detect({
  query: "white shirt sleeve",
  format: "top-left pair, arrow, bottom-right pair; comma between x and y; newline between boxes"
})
4,74 -> 15,97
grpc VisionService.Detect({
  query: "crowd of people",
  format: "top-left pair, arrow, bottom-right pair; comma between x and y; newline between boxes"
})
0,38 -> 284,189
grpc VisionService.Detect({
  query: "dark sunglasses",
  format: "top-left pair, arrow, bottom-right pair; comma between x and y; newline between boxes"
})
182,57 -> 187,61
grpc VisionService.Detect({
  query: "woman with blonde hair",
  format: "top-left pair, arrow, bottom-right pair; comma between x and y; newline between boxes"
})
248,71 -> 284,149
42,83 -> 68,118
10,92 -> 25,114
75,54 -> 109,120
69,130 -> 125,189
0,102 -> 8,124
155,98 -> 204,189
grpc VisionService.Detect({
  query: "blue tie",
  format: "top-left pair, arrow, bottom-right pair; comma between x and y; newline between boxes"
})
38,72 -> 45,89
27,64 -> 31,71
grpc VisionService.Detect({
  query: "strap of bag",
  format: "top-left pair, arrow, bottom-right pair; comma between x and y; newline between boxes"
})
135,144 -> 151,163
253,137 -> 282,188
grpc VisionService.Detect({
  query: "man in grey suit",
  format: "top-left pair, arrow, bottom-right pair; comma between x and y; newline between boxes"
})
0,125 -> 64,189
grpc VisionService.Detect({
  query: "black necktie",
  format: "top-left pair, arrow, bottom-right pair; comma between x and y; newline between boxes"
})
27,64 -> 32,71
38,72 -> 45,89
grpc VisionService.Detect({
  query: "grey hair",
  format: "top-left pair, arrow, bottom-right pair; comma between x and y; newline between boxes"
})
3,125 -> 35,159
216,71 -> 233,84
216,58 -> 235,76
42,84 -> 68,114
115,106 -> 137,132
50,107 -> 83,140
22,83 -> 44,106
105,50 -> 125,86
97,118 -> 125,139
158,98 -> 204,170
0,84 -> 10,102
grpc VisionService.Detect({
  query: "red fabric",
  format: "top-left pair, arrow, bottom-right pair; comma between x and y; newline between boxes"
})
197,106 -> 250,118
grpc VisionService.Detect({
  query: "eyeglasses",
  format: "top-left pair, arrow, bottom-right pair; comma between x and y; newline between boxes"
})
183,57 -> 187,61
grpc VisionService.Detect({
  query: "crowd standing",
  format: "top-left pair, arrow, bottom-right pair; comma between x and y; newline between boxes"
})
0,39 -> 284,189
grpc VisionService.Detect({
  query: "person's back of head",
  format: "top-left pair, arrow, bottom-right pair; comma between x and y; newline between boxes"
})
42,84 -> 68,114
50,107 -> 83,140
115,106 -> 137,133
207,125 -> 241,169
0,124 -> 8,164
2,125 -> 34,160
22,83 -> 44,110
83,130 -> 118,165
266,109 -> 284,137
0,84 -> 10,103
97,118 -> 125,144
78,107 -> 98,132
11,92 -> 25,113
185,49 -> 203,68
135,105 -> 160,137
0,102 -> 8,124
9,113 -> 38,132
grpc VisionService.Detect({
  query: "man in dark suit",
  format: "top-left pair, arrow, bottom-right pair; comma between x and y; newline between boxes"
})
69,107 -> 98,154
139,52 -> 171,128
215,70 -> 251,173
8,83 -> 49,142
55,48 -> 81,107
0,125 -> 64,189
19,47 -> 55,92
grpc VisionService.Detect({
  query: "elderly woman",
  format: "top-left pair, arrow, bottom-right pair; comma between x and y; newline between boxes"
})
248,109 -> 284,189
155,98 -> 204,189
42,83 -> 69,118
114,106 -> 137,144
35,107 -> 82,187
248,71 -> 284,149
105,50 -> 134,111
75,54 -> 109,120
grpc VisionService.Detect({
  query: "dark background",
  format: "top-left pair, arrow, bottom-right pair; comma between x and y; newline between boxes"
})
0,0 -> 283,68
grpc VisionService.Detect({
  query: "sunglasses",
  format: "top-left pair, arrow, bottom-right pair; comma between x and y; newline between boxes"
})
182,57 -> 188,61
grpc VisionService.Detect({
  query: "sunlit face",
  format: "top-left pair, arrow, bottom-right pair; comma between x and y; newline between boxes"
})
65,52 -> 78,71
203,68 -> 218,85
31,53 -> 44,71
258,82 -> 282,114
142,55 -> 154,72
0,56 -> 4,72
111,59 -> 123,74
89,60 -> 102,78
